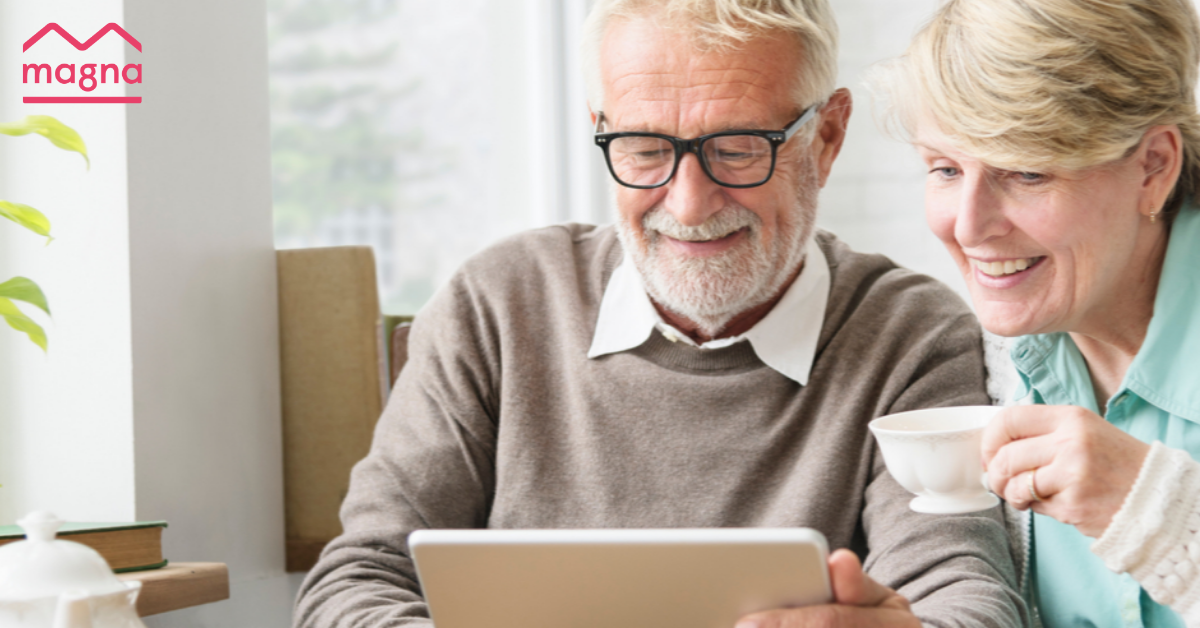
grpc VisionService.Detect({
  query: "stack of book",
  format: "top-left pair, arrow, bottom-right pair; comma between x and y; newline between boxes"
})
0,520 -> 168,573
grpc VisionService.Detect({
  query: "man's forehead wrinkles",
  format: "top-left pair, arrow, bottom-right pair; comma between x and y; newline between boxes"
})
612,69 -> 768,89
679,81 -> 769,103
608,71 -> 676,98
686,65 -> 769,84
608,90 -> 779,134
614,76 -> 776,107
601,19 -> 803,137
618,85 -> 769,107
611,67 -> 770,91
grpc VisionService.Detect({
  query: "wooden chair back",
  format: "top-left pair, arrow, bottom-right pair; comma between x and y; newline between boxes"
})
276,246 -> 387,571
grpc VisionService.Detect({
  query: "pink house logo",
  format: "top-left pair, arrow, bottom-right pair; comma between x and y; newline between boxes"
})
21,23 -> 143,104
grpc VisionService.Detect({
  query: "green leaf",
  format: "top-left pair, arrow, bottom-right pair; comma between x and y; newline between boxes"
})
0,200 -> 53,239
0,296 -> 48,351
0,277 -> 50,316
0,115 -> 89,169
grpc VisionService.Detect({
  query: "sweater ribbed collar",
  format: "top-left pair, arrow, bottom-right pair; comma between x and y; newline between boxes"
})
586,236 -> 830,385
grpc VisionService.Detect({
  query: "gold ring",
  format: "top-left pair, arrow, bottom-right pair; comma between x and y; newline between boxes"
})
1028,468 -> 1043,503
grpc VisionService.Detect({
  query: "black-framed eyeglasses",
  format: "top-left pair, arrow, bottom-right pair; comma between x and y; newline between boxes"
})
593,103 -> 820,189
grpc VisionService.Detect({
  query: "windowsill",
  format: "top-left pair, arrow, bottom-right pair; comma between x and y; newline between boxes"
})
118,562 -> 230,617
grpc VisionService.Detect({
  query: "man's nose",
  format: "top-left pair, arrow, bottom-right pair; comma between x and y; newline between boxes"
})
954,174 -> 1011,248
662,153 -> 726,227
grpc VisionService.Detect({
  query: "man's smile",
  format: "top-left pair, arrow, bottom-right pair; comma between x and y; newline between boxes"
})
660,227 -> 748,256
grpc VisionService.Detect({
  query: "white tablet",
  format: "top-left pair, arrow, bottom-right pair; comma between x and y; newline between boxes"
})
409,527 -> 832,628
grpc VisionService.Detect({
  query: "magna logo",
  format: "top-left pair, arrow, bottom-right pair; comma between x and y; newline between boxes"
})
21,23 -> 142,104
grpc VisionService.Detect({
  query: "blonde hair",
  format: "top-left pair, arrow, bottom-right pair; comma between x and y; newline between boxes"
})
874,0 -> 1200,216
581,0 -> 838,114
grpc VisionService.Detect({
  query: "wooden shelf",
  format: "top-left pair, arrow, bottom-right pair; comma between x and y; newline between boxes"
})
118,562 -> 229,617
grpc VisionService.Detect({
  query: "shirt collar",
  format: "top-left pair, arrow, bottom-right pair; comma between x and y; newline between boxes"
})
1010,333 -> 1097,411
1011,207 -> 1200,422
587,237 -> 830,385
1123,206 -> 1200,422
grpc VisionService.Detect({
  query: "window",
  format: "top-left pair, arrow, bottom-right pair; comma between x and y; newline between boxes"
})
268,0 -> 967,311
269,0 -> 607,314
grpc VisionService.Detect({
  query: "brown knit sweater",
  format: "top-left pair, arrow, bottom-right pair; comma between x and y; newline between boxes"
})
295,225 -> 1027,628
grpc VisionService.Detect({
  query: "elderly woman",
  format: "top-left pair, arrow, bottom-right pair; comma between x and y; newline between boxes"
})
877,0 -> 1200,625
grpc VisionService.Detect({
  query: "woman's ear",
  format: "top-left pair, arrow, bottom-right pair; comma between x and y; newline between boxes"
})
1138,125 -> 1184,218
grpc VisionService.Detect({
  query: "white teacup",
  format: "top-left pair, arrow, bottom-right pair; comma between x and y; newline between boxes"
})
869,406 -> 1001,514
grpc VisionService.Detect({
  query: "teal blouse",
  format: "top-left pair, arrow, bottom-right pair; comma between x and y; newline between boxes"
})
1010,207 -> 1200,628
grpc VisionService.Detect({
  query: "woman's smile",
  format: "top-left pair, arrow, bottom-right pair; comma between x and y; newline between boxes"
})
967,256 -> 1048,289
968,256 -> 1045,278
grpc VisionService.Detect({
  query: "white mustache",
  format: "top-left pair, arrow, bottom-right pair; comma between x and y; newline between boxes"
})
642,206 -> 759,243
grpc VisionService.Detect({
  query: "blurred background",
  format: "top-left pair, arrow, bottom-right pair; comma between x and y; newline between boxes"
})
268,0 -> 958,316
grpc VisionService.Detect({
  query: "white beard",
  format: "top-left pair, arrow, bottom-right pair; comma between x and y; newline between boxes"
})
616,165 -> 818,338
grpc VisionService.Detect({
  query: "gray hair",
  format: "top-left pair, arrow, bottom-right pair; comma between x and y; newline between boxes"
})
581,0 -> 839,114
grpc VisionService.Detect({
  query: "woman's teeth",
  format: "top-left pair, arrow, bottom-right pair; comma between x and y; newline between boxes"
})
970,257 -> 1038,277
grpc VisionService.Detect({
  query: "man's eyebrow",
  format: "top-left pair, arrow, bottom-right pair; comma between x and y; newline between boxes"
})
713,121 -> 780,132
607,120 -> 785,135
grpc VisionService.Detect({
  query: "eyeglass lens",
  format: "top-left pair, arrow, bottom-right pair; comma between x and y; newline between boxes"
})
607,134 -> 775,187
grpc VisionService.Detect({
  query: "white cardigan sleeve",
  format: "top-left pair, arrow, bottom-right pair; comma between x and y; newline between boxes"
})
1092,441 -> 1200,626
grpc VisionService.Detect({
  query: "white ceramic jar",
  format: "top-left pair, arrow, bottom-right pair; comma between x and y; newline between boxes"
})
0,511 -> 147,628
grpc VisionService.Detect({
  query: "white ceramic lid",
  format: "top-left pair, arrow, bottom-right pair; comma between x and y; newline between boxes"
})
0,511 -> 129,601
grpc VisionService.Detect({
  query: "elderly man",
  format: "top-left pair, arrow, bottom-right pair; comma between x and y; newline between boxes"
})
295,1 -> 1025,626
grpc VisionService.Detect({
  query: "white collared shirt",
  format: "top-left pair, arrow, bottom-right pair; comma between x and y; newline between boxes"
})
587,237 -> 830,385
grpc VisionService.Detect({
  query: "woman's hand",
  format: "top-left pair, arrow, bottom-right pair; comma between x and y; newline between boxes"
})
734,549 -> 919,628
982,405 -> 1151,538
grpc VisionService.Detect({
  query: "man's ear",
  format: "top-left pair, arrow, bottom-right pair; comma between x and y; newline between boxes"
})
813,88 -> 852,188
1138,125 -> 1183,218
590,108 -> 597,126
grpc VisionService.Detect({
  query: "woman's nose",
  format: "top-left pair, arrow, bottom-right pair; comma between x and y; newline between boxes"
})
954,174 -> 1011,248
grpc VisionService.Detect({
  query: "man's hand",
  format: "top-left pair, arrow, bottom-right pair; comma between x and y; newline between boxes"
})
734,549 -> 920,628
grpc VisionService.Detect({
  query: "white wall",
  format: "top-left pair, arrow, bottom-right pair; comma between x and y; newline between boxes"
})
122,0 -> 289,625
819,0 -> 963,296
0,0 -> 136,525
0,0 -> 291,626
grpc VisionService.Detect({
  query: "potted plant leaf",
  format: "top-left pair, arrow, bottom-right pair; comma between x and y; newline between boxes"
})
0,116 -> 88,351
